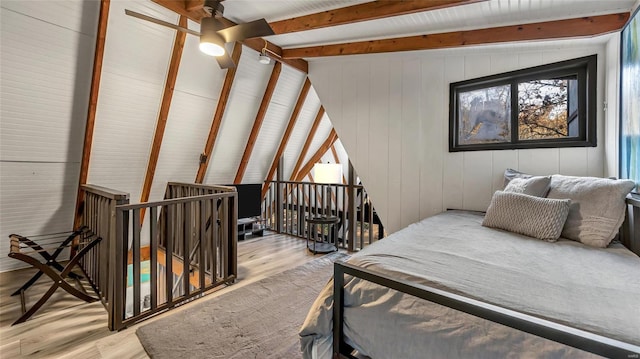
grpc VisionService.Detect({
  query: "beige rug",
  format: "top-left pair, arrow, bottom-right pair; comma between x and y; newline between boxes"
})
136,252 -> 347,358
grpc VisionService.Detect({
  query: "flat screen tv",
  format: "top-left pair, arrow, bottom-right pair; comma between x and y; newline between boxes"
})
228,184 -> 262,219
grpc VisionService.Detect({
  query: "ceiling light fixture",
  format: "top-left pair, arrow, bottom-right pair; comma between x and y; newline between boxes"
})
259,53 -> 271,65
199,17 -> 226,56
258,40 -> 272,65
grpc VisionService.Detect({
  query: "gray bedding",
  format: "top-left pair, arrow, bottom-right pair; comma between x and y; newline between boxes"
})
299,211 -> 640,358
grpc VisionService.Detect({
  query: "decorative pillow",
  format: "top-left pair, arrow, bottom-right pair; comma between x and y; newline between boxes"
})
503,168 -> 533,187
546,175 -> 635,248
482,191 -> 571,241
503,176 -> 551,197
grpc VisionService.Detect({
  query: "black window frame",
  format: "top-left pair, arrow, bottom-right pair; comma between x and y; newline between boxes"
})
449,55 -> 597,152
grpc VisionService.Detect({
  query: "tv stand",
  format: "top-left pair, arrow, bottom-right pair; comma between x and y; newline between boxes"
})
237,217 -> 265,240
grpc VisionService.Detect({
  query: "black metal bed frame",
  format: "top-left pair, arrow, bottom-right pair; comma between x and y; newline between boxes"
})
333,195 -> 640,358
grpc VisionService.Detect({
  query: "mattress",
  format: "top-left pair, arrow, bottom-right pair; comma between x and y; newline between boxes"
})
299,211 -> 640,358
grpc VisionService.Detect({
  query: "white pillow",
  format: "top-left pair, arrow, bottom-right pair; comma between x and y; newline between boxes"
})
483,191 -> 571,241
504,176 -> 551,197
503,168 -> 533,187
546,175 -> 635,247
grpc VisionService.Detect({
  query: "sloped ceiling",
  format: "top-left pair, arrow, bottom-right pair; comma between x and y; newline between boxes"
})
0,0 -> 637,271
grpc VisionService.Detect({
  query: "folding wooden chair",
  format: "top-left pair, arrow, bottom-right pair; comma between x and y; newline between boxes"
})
8,228 -> 102,325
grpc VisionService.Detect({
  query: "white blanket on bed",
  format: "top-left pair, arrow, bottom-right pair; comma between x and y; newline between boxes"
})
299,211 -> 640,358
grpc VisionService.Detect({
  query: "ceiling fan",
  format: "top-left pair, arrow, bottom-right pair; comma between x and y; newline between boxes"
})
125,0 -> 275,69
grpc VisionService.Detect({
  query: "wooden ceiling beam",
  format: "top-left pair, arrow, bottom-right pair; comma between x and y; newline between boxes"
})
269,0 -> 485,34
151,0 -> 308,73
282,13 -> 630,58
195,42 -> 243,183
261,78 -> 312,199
242,38 -> 308,73
234,61 -> 283,184
185,0 -> 203,12
290,106 -> 324,180
294,129 -> 338,182
140,16 -> 188,218
74,0 -> 111,229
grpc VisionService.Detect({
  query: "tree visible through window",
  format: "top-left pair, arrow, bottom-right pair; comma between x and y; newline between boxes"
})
450,56 -> 596,152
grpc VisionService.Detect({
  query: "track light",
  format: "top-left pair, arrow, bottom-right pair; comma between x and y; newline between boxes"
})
258,40 -> 272,65
259,53 -> 271,65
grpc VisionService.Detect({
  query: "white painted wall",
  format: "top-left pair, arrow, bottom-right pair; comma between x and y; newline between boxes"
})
310,37 -> 614,234
0,0 -> 98,271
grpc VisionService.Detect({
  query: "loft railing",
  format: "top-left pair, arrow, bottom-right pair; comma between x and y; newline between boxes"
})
79,183 -> 237,331
262,181 -> 384,251
80,184 -> 129,314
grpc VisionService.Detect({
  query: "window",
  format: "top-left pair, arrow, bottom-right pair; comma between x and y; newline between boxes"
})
620,7 -> 639,193
449,55 -> 597,152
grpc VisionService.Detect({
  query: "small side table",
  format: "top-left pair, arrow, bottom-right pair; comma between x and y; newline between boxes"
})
306,215 -> 340,254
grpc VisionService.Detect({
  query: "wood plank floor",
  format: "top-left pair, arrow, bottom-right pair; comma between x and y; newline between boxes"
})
0,232 -> 324,358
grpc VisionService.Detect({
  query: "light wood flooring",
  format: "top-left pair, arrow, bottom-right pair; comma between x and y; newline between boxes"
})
0,232 -> 323,358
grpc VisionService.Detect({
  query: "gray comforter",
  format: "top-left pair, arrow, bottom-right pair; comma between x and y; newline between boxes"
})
299,211 -> 640,358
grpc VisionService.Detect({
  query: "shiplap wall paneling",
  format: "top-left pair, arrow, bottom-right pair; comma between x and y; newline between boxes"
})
400,59 -> 422,227
88,0 -> 177,203
367,59 -> 390,219
244,66 -> 306,184
0,0 -> 98,271
204,46 -> 273,185
337,62 -> 358,166
281,87 -> 321,180
419,57 -> 445,217
441,55 -> 465,213
355,61 -> 371,184
310,40 -> 608,234
386,59 -> 403,233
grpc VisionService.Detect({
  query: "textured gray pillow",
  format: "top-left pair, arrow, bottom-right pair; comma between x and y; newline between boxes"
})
504,176 -> 551,197
546,175 -> 635,247
482,191 -> 571,241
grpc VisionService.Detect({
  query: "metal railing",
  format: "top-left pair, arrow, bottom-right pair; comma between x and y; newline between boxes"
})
262,181 -> 384,251
79,183 -> 237,331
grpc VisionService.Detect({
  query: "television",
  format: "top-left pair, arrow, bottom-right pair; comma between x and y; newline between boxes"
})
228,184 -> 262,219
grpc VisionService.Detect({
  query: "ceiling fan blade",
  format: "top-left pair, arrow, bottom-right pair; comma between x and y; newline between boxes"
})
215,52 -> 236,69
216,18 -> 275,43
125,9 -> 201,37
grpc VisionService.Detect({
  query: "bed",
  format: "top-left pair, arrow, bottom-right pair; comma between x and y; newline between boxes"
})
299,174 -> 640,358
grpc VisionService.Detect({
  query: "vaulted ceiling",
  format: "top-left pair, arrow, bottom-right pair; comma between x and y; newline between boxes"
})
0,0 -> 636,270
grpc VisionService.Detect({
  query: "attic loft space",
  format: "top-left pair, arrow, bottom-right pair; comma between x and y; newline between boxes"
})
0,0 -> 638,356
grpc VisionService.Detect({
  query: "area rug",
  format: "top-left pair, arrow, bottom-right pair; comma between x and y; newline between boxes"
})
136,252 -> 348,359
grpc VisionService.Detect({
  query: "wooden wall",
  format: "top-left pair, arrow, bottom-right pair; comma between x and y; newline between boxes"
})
310,38 -> 614,234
